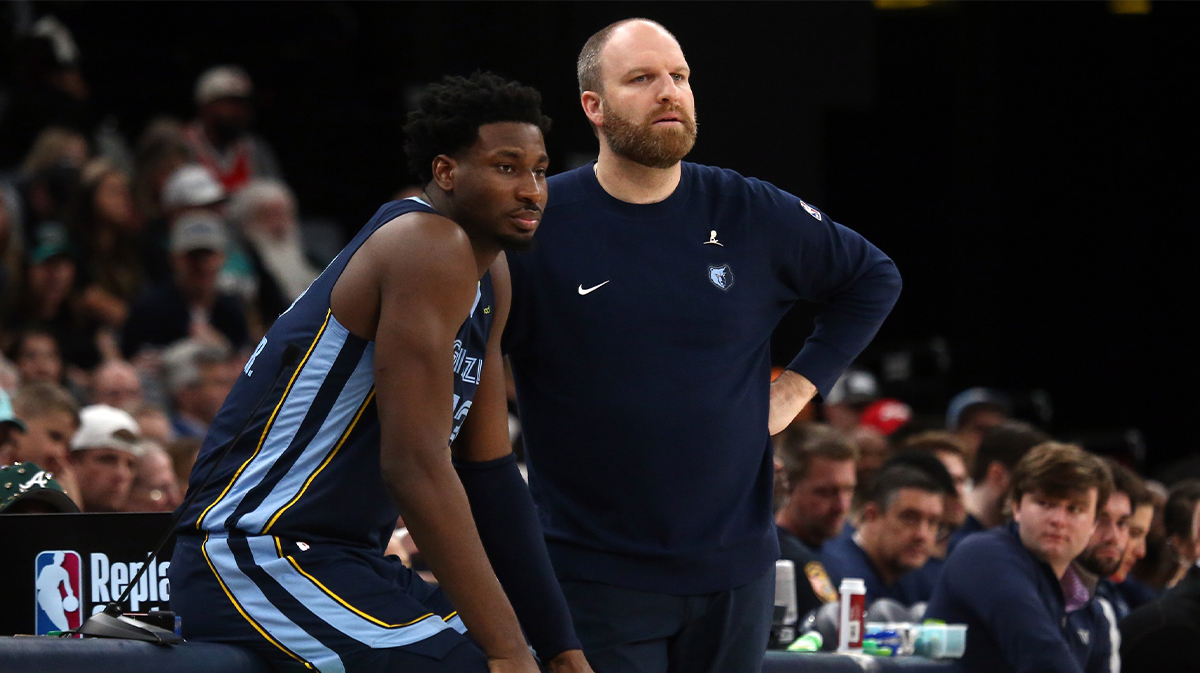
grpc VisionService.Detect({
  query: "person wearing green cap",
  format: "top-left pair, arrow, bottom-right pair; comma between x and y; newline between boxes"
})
0,462 -> 80,514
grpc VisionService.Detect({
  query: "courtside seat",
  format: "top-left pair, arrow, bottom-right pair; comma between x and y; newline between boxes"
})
0,636 -> 269,673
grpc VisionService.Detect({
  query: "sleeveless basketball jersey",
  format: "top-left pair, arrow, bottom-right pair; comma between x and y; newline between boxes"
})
177,198 -> 495,551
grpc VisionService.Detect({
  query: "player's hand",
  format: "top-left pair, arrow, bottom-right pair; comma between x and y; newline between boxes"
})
544,649 -> 594,673
768,369 -> 818,435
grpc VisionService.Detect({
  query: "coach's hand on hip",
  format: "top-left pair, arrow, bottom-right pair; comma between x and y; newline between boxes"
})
768,370 -> 818,436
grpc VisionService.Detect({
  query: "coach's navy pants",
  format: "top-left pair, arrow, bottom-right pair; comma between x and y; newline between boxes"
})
560,568 -> 775,673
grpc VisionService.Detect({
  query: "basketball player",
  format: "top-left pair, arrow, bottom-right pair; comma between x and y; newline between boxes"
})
170,73 -> 589,673
503,19 -> 902,673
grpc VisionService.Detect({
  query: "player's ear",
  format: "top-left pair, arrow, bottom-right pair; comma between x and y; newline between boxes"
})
581,91 -> 604,128
432,155 -> 457,192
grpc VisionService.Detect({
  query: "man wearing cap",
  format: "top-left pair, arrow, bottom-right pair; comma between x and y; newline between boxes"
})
0,462 -> 80,514
946,387 -> 1012,461
821,368 -> 880,434
67,404 -> 142,512
184,65 -> 283,194
122,211 -> 248,357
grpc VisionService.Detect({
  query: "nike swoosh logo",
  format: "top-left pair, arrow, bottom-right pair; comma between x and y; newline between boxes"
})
578,281 -> 610,295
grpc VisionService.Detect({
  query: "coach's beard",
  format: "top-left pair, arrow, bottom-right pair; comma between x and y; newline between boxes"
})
603,104 -> 698,169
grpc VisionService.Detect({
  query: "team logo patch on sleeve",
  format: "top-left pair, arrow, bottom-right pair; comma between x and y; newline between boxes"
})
799,200 -> 822,221
805,561 -> 838,603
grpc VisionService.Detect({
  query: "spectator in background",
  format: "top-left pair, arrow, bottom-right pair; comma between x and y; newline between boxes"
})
156,163 -> 229,289
0,16 -> 93,168
132,122 -> 195,284
10,125 -> 88,236
1162,479 -> 1200,588
5,382 -> 81,505
821,368 -> 878,433
850,425 -> 890,501
19,126 -> 90,179
123,441 -> 183,512
5,222 -> 108,370
900,431 -> 969,533
66,158 -> 145,330
161,339 -> 237,439
227,179 -> 320,314
0,358 -> 18,393
67,404 -> 141,512
6,327 -> 64,385
91,359 -> 142,411
1112,482 -> 1160,613
945,387 -> 1011,462
132,118 -> 192,226
822,464 -> 944,606
1120,533 -> 1200,673
0,462 -> 79,514
926,442 -> 1116,673
858,397 -> 913,442
774,424 -> 857,616
894,433 -> 969,600
951,420 -> 1050,553
1076,460 -> 1152,620
132,404 -> 174,446
0,389 -> 25,463
183,66 -> 283,194
0,190 -> 24,302
165,436 -> 201,497
122,212 -> 248,357
161,163 -> 228,223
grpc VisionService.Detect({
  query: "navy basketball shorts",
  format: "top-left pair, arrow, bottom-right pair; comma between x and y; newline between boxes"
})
170,532 -> 487,673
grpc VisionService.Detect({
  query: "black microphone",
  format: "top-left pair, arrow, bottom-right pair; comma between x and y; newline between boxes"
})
74,343 -> 303,644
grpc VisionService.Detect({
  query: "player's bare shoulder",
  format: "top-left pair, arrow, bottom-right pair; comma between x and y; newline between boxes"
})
331,209 -> 477,340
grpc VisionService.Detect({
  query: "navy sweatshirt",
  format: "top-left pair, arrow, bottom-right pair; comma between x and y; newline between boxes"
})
926,523 -> 1116,673
504,163 -> 901,594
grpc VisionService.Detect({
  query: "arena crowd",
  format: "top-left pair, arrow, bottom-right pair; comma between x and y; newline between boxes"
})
1,14 -> 1195,673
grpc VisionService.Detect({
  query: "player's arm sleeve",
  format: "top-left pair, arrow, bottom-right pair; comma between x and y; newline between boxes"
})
762,186 -> 902,398
453,254 -> 582,663
945,539 -> 1085,673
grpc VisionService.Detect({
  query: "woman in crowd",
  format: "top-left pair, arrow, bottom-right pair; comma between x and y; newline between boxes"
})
66,158 -> 145,329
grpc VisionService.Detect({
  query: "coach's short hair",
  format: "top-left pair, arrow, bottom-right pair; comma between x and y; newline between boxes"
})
13,381 -> 79,425
970,420 -> 1051,483
404,71 -> 551,185
1009,442 -> 1113,516
775,424 -> 857,486
862,464 -> 944,513
577,18 -> 677,95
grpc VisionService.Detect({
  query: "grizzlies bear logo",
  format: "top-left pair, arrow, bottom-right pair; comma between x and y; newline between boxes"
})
708,264 -> 734,291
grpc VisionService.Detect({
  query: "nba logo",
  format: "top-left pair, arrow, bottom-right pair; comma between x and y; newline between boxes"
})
34,550 -> 83,635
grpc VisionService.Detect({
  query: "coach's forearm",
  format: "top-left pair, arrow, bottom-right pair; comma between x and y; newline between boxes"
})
383,450 -> 534,667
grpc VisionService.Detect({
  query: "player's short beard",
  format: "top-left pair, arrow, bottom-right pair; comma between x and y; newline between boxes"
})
601,102 -> 698,169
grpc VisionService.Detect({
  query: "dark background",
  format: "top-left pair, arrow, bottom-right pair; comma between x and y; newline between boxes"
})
4,1 -> 1196,475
